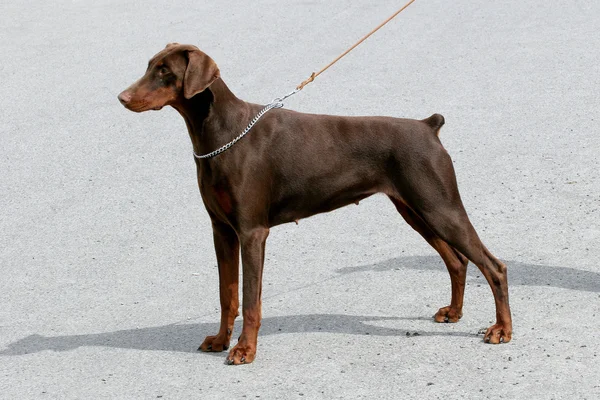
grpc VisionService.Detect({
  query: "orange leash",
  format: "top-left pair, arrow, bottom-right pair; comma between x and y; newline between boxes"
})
296,0 -> 417,90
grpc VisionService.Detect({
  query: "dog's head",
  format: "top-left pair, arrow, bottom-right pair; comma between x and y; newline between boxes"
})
118,43 -> 220,112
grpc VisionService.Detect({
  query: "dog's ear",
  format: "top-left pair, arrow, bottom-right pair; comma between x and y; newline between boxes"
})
183,50 -> 220,99
165,42 -> 180,49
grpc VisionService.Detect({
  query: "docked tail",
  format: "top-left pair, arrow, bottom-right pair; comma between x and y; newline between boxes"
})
422,113 -> 445,136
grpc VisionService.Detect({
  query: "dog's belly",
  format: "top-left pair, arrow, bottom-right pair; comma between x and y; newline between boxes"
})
268,172 -> 381,226
269,192 -> 376,226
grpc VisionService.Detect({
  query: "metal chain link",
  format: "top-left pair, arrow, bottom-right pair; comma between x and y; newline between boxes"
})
193,88 -> 300,160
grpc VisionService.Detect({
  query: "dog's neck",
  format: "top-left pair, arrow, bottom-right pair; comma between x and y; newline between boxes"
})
172,78 -> 250,158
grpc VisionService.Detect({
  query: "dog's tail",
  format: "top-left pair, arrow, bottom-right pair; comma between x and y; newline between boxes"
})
422,113 -> 445,136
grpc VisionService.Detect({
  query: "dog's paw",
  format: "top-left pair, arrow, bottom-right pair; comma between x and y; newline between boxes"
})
433,306 -> 462,323
225,343 -> 256,365
198,335 -> 229,352
483,323 -> 512,344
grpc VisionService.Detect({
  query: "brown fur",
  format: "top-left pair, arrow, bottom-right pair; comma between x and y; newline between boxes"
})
118,44 -> 512,365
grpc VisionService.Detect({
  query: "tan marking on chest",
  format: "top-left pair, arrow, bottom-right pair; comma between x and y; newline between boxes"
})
213,187 -> 233,214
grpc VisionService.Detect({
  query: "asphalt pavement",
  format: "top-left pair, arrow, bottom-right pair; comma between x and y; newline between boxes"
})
1,0 -> 599,399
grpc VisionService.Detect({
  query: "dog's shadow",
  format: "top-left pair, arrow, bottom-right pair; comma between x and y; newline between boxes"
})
0,314 -> 471,356
2,256 -> 598,356
338,255 -> 600,294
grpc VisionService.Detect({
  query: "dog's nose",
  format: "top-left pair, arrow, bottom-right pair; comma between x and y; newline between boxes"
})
118,91 -> 131,105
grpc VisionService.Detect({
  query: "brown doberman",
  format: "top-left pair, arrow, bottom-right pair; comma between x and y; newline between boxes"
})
118,43 -> 512,365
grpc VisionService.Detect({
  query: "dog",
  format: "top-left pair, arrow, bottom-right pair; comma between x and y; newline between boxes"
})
118,43 -> 512,365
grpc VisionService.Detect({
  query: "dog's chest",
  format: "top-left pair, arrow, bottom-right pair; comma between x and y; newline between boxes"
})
196,163 -> 236,218
199,179 -> 234,216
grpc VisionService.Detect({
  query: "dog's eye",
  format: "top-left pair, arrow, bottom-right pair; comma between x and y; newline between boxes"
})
158,66 -> 169,75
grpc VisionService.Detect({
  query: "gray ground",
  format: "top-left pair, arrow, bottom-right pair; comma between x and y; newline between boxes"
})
1,0 -> 599,399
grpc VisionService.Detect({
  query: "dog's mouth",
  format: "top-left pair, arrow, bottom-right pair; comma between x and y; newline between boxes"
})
124,101 -> 163,113
119,88 -> 171,112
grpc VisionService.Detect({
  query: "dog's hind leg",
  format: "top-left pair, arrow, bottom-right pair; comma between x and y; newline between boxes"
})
390,145 -> 511,343
417,204 -> 512,343
389,196 -> 468,323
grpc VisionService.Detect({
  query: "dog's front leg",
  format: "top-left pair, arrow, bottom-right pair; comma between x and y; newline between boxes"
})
198,221 -> 239,352
226,226 -> 269,365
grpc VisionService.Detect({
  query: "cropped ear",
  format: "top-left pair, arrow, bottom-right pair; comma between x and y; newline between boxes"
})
165,42 -> 180,48
183,50 -> 220,99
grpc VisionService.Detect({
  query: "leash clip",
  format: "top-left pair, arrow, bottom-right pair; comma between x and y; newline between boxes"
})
271,88 -> 300,108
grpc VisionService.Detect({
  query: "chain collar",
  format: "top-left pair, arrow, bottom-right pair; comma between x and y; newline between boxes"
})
193,89 -> 299,160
